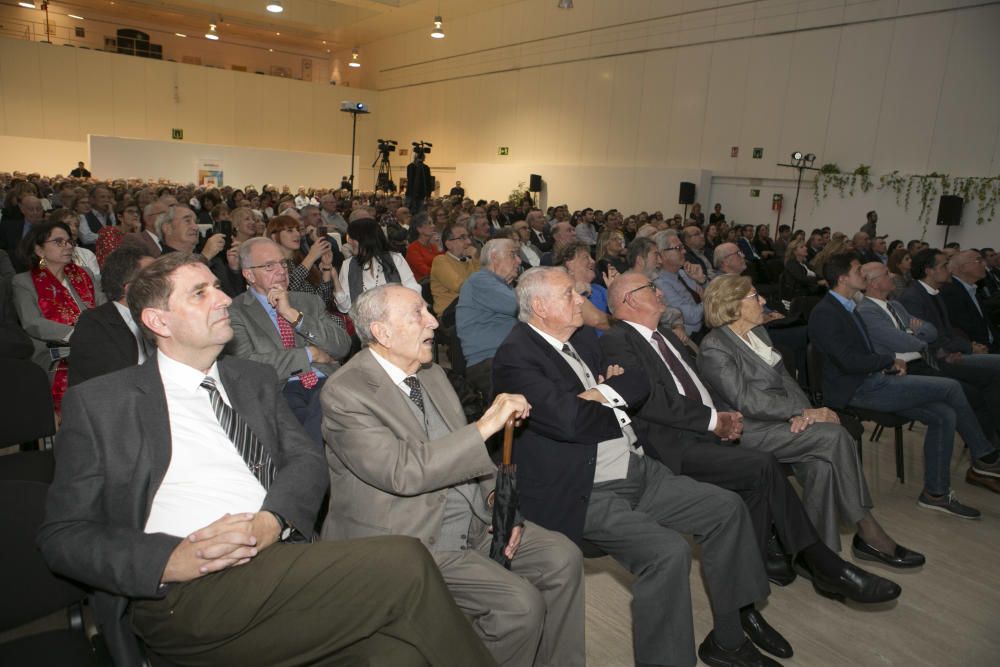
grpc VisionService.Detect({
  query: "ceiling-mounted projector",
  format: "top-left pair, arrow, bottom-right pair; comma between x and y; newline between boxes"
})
340,101 -> 369,113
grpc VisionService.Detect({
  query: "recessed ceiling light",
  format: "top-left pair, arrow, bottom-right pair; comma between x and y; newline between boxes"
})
268,48 -> 273,52
275,32 -> 280,36
349,47 -> 361,68
266,2 -> 283,13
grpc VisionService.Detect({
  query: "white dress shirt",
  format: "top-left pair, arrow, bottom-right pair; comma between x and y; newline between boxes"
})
144,351 -> 267,538
623,320 -> 718,431
334,252 -> 421,313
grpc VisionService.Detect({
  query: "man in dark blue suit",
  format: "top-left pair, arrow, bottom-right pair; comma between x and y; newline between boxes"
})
808,252 -> 1000,520
941,250 -> 1000,353
493,266 -> 776,667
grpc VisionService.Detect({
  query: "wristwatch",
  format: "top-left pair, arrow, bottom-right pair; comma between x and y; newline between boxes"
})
270,511 -> 294,542
289,310 -> 305,328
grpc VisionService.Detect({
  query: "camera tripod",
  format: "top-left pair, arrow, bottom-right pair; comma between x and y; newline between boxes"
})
372,150 -> 395,193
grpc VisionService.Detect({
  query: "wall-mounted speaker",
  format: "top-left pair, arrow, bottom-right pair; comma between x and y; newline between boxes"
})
936,195 -> 963,226
678,181 -> 696,205
529,174 -> 542,192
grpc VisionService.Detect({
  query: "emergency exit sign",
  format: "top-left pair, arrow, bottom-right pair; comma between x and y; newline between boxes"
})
171,128 -> 184,140
498,146 -> 509,156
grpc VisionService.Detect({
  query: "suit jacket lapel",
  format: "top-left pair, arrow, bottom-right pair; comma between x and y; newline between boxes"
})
521,323 -> 590,388
356,349 -> 429,438
420,365 -> 467,431
718,325 -> 782,379
242,291 -> 285,348
219,358 -> 275,460
134,356 -> 173,513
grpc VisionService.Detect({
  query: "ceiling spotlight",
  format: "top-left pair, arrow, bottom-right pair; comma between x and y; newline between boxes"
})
266,1 -> 283,13
18,2 -> 36,8
791,151 -> 803,162
431,16 -> 445,39
558,0 -> 574,8
205,23 -> 219,40
349,47 -> 361,68
68,14 -> 85,20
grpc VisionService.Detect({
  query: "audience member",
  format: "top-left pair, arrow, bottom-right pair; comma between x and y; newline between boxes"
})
887,247 -> 912,298
555,241 -> 611,332
540,221 -> 575,266
430,223 -> 480,314
456,239 -> 521,397
38,252 -> 495,667
492,266 -> 778,667
336,217 -> 419,313
405,213 -> 443,282
654,230 -> 707,340
321,284 -> 584,666
68,246 -> 153,386
808,252 -> 1000,519
95,202 -> 142,266
860,210 -> 878,238
78,184 -> 117,249
227,238 -> 351,445
511,219 -> 543,268
525,209 -> 552,253
267,215 -> 341,307
779,238 -> 825,299
682,224 -> 717,280
941,250 -> 999,352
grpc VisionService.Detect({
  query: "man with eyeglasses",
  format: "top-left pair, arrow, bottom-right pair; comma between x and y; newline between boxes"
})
681,224 -> 716,279
430,223 -> 480,315
653,230 -> 707,342
226,238 -> 351,445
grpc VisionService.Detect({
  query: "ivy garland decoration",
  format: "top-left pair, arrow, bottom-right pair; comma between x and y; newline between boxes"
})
814,165 -> 1000,237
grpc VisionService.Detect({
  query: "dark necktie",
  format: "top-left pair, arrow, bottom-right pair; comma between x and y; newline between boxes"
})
200,377 -> 275,489
884,301 -> 907,331
679,274 -> 702,304
403,376 -> 425,413
651,331 -> 701,400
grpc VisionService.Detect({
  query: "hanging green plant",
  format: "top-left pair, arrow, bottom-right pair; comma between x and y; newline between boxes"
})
814,168 -> 1000,235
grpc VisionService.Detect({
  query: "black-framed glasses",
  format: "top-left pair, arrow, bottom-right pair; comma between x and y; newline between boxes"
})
623,281 -> 656,302
44,237 -> 76,248
246,259 -> 293,273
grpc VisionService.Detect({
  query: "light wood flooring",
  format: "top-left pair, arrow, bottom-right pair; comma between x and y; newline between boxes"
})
583,424 -> 1000,666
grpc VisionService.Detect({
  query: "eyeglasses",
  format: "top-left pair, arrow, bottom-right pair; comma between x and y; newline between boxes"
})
662,245 -> 684,253
44,237 -> 76,248
623,281 -> 657,302
716,250 -> 744,263
246,259 -> 293,272
743,291 -> 762,301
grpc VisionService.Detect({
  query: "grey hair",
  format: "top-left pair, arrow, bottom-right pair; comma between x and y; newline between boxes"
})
300,204 -> 319,216
516,266 -> 565,323
238,237 -> 281,270
480,238 -> 516,268
652,229 -> 679,251
350,285 -> 394,346
153,205 -> 177,239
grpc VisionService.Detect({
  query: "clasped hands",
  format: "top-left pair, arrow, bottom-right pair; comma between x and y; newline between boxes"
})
789,407 -> 839,434
161,511 -> 280,584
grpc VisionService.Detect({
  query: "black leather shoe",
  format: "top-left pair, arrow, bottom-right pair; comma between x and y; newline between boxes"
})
741,607 -> 793,659
796,554 -> 901,603
765,533 -> 796,586
698,632 -> 781,667
852,534 -> 926,569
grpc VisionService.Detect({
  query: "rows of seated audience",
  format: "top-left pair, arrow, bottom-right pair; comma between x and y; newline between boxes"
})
2,169 -> 1000,667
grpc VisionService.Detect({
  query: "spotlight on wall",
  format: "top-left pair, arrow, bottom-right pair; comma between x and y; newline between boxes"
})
791,151 -> 804,162
266,1 -> 283,13
205,23 -> 219,40
557,0 -> 574,8
349,47 -> 361,68
430,16 -> 445,39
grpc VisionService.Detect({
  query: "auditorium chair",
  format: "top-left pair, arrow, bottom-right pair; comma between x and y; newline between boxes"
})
0,358 -> 56,450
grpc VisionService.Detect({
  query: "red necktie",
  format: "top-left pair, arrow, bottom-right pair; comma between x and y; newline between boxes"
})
277,315 -> 318,389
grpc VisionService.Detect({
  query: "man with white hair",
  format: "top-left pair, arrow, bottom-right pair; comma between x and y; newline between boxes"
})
654,229 -> 707,340
322,284 -> 585,667
456,238 -> 522,397
492,267 -> 775,667
226,238 -> 350,445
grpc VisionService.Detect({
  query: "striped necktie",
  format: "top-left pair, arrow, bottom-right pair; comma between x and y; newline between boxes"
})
200,377 -> 275,489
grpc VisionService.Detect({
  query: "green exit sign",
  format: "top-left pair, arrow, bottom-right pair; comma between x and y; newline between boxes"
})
171,128 -> 184,140
498,146 -> 509,156
750,189 -> 761,197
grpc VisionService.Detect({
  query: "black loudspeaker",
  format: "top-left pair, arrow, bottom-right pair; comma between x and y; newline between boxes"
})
936,195 -> 963,226
529,174 -> 542,192
678,181 -> 696,205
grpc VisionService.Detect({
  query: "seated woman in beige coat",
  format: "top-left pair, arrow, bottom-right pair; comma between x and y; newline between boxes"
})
697,275 -> 923,570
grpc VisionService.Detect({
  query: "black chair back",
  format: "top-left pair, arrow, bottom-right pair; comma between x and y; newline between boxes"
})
0,358 -> 56,445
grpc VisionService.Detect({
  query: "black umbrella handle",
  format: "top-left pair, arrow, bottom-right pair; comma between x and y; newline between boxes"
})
501,415 -> 516,465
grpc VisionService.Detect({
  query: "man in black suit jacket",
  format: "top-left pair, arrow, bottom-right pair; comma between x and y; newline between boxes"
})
808,252 -> 1000,519
941,250 -> 1000,352
68,246 -> 153,386
525,210 -> 553,253
492,266 -> 775,667
600,273 -> 901,615
38,252 -> 496,667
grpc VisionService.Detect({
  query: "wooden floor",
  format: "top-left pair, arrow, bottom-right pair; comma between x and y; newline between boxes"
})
583,424 -> 1000,666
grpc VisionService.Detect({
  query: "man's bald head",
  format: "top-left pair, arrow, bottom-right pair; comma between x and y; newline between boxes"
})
19,195 -> 45,224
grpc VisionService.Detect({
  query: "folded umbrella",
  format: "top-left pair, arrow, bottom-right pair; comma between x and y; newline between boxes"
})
489,415 -> 522,569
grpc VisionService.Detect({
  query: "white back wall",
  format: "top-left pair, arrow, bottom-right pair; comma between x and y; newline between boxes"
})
370,0 -> 1000,241
89,136 -> 356,190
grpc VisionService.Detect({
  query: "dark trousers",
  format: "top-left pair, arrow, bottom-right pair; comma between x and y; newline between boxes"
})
464,358 -> 493,400
675,441 -> 818,560
131,536 -> 497,667
584,454 -> 768,667
282,376 -> 327,447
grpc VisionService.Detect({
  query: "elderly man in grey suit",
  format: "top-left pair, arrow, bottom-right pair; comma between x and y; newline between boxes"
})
37,252 -> 497,667
226,238 -> 351,445
321,284 -> 585,667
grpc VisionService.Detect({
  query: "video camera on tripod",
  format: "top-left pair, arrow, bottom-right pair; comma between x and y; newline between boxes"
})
412,141 -> 432,158
376,139 -> 397,158
373,139 -> 398,192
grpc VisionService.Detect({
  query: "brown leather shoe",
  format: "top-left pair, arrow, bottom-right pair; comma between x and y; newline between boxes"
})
967,467 -> 1000,494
